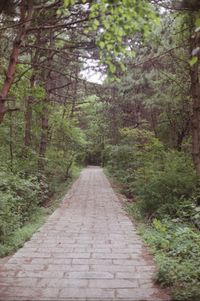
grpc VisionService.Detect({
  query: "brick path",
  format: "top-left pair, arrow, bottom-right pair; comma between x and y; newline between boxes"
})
0,167 -> 170,301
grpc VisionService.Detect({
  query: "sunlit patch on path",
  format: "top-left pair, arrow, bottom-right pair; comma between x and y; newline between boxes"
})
0,167 -> 170,300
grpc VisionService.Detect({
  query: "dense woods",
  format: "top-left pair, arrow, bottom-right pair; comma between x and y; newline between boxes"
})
0,0 -> 200,300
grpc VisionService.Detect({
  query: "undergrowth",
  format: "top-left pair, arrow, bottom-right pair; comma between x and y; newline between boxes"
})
105,128 -> 200,301
126,203 -> 200,301
0,167 -> 81,258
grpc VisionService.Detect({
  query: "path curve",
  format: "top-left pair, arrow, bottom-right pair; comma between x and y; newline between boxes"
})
0,167 -> 170,300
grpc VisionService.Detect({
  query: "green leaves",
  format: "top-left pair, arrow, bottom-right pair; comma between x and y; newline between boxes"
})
141,219 -> 200,300
92,19 -> 100,30
99,41 -> 105,49
189,56 -> 198,66
87,0 -> 158,73
60,0 -> 159,73
107,61 -> 116,73
195,17 -> 200,29
63,0 -> 76,7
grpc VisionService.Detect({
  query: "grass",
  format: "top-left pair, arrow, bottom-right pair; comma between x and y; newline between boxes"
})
0,166 -> 82,258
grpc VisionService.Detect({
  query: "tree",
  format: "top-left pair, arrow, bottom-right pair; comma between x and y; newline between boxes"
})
0,0 -> 34,122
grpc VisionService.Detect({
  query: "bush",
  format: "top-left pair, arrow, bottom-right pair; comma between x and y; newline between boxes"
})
106,128 -> 197,218
107,128 -> 200,300
0,193 -> 21,242
0,207 -> 49,257
0,170 -> 46,242
134,151 -> 196,217
140,219 -> 200,301
106,144 -> 137,197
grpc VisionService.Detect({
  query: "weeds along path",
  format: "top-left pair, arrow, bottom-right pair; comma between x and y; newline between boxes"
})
0,167 -> 170,301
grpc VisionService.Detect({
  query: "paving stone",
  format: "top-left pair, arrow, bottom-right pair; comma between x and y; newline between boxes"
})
52,252 -> 91,258
0,287 -> 60,299
89,279 -> 139,288
0,271 -> 18,277
7,257 -> 33,264
115,272 -> 154,279
0,277 -> 39,287
111,248 -> 141,254
13,252 -> 51,258
113,259 -> 148,266
92,252 -> 133,259
17,270 -> 64,278
0,167 -> 170,300
59,287 -> 115,299
116,288 -> 170,300
64,271 -> 114,279
37,278 -> 88,288
90,264 -> 136,272
1,263 -> 46,271
72,258 -> 113,265
31,258 -> 72,265
47,264 -> 89,272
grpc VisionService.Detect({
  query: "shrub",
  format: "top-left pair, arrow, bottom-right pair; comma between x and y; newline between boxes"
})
107,128 -> 200,300
0,170 -> 46,243
0,193 -> 21,242
134,151 -> 196,217
141,219 -> 200,301
106,128 -> 197,218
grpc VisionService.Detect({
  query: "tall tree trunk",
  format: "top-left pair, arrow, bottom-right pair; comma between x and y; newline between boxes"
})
38,30 -> 54,174
24,75 -> 35,147
38,101 -> 49,174
9,112 -> 13,172
190,14 -> 200,176
24,30 -> 41,147
0,0 -> 34,123
70,66 -> 79,118
24,96 -> 33,147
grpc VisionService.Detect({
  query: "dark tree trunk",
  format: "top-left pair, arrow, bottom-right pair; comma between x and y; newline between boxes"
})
37,30 -> 54,174
190,15 -> 200,176
24,75 -> 35,147
0,0 -> 33,123
24,96 -> 33,147
38,101 -> 49,174
9,113 -> 13,172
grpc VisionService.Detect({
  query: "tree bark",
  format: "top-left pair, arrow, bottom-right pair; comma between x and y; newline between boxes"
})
38,101 -> 49,173
38,30 -> 54,174
9,112 -> 14,172
24,75 -> 35,147
190,15 -> 200,176
0,0 -> 34,123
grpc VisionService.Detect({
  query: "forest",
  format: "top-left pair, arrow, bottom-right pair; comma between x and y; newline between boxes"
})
0,0 -> 200,300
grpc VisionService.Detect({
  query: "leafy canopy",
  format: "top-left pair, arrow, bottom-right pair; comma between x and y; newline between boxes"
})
63,0 -> 159,72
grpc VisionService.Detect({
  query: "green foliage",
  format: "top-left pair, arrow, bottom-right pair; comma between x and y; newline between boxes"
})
63,0 -> 76,7
62,0 -> 159,73
106,129 -> 159,195
0,207 -> 47,257
126,200 -> 200,300
106,125 -> 200,301
106,128 -> 197,218
78,96 -> 107,165
0,166 -> 80,258
88,0 -> 159,72
0,170 -> 47,243
140,219 -> 200,301
47,110 -> 87,180
189,56 -> 198,66
134,151 -> 196,216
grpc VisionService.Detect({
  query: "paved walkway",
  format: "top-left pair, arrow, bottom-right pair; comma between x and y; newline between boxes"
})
0,167 -> 170,300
